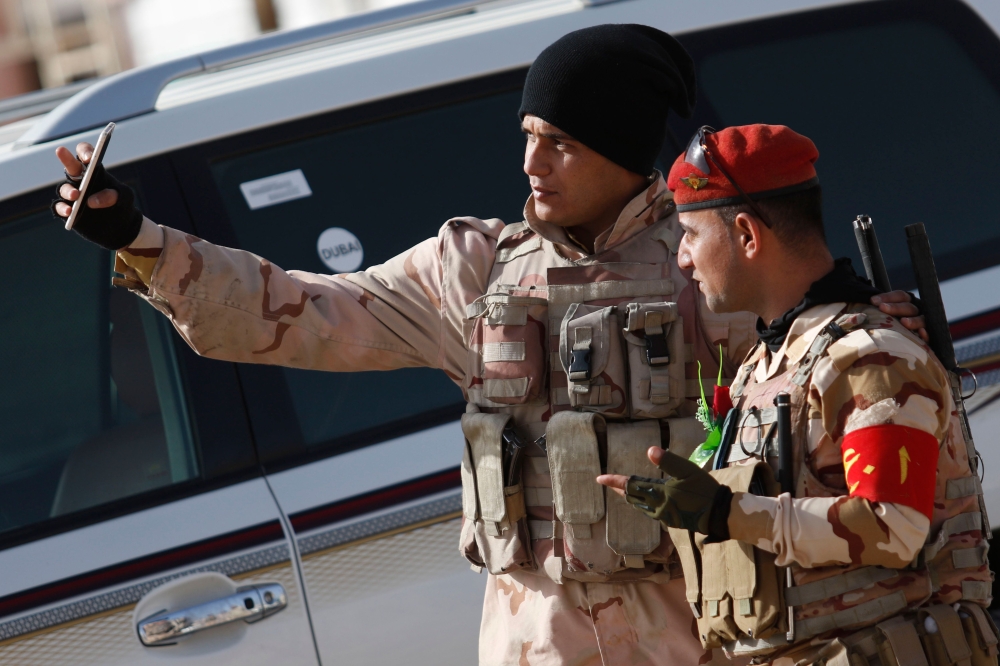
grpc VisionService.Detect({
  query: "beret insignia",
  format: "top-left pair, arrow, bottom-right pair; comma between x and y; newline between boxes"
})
668,125 -> 820,209
680,175 -> 709,190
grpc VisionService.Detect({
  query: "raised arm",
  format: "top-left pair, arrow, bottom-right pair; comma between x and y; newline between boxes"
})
53,142 -> 500,381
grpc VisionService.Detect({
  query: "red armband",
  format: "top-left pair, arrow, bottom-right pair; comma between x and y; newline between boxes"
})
841,424 -> 938,519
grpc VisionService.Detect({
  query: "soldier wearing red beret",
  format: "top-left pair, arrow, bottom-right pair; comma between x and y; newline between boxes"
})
601,125 -> 996,665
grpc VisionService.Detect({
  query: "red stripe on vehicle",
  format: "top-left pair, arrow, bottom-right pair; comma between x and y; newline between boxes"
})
0,520 -> 284,620
289,467 -> 461,534
951,306 -> 1000,341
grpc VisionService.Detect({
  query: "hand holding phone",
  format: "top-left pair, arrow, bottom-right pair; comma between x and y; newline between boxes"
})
65,122 -> 115,230
53,122 -> 144,251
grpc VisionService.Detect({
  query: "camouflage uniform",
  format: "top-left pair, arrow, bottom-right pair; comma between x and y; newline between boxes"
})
668,301 -> 994,665
115,175 -> 756,665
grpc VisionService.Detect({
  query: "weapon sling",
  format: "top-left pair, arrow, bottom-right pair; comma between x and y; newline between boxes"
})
851,216 -> 990,536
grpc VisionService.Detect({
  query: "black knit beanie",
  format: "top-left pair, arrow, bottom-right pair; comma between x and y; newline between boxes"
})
519,24 -> 696,176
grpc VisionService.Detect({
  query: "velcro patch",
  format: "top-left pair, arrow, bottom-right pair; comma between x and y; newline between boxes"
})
841,424 -> 938,519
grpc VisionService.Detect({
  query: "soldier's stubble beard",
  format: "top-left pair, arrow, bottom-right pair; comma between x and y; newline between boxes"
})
699,237 -> 753,316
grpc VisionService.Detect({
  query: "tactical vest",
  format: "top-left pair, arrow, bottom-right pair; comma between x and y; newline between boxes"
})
457,207 -> 757,584
669,305 -> 992,660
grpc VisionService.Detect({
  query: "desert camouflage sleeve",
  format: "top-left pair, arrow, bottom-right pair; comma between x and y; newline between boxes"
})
115,216 -> 502,382
728,322 -> 949,569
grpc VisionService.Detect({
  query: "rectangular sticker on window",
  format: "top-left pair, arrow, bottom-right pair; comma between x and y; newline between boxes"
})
240,169 -> 312,210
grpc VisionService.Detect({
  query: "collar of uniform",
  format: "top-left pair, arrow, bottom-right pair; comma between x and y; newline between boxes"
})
522,196 -> 586,260
757,302 -> 845,381
522,172 -> 671,259
599,172 -> 671,251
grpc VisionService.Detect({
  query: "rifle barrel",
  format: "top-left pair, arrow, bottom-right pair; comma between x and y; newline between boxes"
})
866,223 -> 892,293
853,220 -> 875,284
775,393 -> 793,495
905,223 -> 957,371
852,215 -> 892,292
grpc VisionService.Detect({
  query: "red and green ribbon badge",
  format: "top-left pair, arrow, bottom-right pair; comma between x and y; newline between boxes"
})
689,345 -> 734,468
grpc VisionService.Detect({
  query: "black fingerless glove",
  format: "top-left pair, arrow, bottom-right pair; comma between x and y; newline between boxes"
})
51,164 -> 144,251
625,451 -> 733,541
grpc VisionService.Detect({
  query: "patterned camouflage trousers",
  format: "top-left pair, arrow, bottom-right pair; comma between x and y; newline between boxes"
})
479,572 -> 735,666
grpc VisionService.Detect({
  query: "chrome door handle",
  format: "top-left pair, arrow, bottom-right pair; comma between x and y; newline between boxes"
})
137,583 -> 287,646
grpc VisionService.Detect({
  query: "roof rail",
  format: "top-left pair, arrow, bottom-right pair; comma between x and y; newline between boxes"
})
0,79 -> 97,127
15,0 -> 488,147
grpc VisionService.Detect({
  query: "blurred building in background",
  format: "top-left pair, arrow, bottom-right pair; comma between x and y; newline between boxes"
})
0,0 -> 415,101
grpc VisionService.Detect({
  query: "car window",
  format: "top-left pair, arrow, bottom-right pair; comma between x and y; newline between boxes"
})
691,19 -> 1000,286
0,210 -> 197,535
206,90 -> 529,449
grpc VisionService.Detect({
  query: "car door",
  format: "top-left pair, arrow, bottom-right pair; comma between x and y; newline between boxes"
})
0,158 -> 319,665
165,68 -> 542,665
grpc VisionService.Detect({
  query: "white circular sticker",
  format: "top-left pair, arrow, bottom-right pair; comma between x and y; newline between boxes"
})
317,227 -> 364,273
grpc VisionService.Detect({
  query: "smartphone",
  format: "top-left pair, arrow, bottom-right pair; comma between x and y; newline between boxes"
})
65,121 -> 115,231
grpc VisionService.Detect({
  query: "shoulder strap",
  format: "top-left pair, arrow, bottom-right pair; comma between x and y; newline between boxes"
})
790,311 -> 868,387
730,342 -> 763,399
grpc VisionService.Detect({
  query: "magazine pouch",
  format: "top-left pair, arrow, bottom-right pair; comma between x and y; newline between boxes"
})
461,411 -> 534,574
605,420 -> 664,566
670,462 -> 785,649
622,301 -> 686,418
558,304 -> 626,413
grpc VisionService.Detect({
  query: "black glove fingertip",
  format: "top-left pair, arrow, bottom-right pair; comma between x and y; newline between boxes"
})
50,198 -> 68,222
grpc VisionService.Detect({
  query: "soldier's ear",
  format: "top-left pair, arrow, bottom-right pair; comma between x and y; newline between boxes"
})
733,211 -> 761,257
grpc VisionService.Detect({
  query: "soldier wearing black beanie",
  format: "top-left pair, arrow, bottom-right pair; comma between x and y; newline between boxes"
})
519,23 -> 697,176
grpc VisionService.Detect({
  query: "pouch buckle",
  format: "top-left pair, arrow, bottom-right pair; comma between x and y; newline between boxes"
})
646,333 -> 670,366
569,349 -> 592,381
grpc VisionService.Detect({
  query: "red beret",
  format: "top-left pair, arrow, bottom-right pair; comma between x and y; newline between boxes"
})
667,124 -> 819,212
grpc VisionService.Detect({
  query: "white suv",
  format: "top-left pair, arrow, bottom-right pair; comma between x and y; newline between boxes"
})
0,0 -> 999,663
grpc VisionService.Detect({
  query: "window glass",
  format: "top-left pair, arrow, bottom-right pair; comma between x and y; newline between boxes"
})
210,90 -> 528,448
0,211 -> 197,535
697,21 -> 1000,284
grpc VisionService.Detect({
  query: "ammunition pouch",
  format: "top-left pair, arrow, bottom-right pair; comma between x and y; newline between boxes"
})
622,301 -> 686,417
459,411 -> 534,575
545,411 -> 664,576
556,299 -> 684,418
668,461 -> 787,651
459,408 -> 669,578
827,601 -> 999,666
